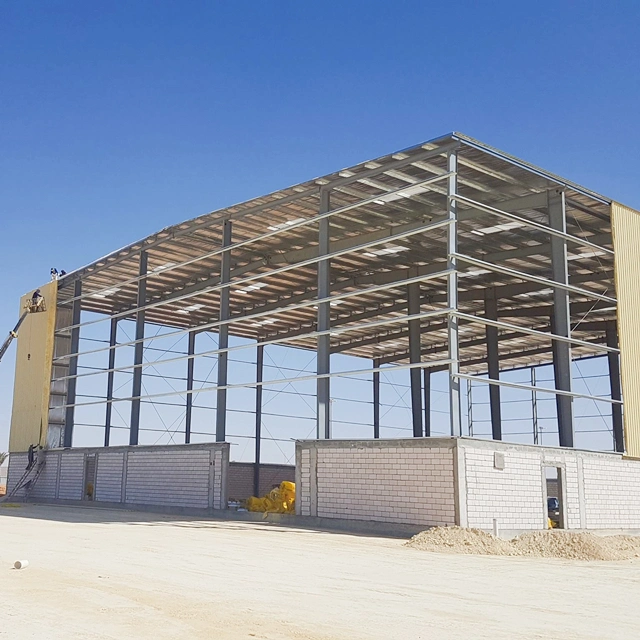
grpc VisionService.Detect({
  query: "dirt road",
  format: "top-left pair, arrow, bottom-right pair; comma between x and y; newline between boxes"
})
1,505 -> 639,639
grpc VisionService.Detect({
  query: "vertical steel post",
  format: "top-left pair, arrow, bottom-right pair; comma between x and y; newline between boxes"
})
407,282 -> 423,437
317,188 -> 331,439
185,330 -> 196,444
104,317 -> 118,447
63,279 -> 82,448
373,359 -> 380,439
531,367 -> 540,445
606,320 -> 624,453
549,190 -> 574,447
447,150 -> 462,436
254,343 -> 264,496
423,368 -> 431,436
467,379 -> 474,437
216,220 -> 232,442
129,251 -> 147,446
484,288 -> 502,440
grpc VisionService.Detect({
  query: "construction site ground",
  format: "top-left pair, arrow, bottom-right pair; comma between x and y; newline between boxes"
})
1,505 -> 639,639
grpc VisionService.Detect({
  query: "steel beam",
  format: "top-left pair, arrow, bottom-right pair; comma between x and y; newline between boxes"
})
407,281 -> 423,437
130,251 -> 147,445
373,359 -> 380,439
63,279 -> 82,448
216,220 -> 232,442
185,330 -> 196,444
317,189 -> 331,439
606,320 -> 624,453
254,343 -> 264,496
484,288 -> 502,440
104,317 -> 118,446
549,190 -> 574,447
447,151 -> 461,436
423,368 -> 431,436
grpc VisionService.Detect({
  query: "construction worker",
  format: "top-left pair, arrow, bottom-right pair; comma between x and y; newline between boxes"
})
31,289 -> 44,311
50,267 -> 59,280
27,444 -> 36,470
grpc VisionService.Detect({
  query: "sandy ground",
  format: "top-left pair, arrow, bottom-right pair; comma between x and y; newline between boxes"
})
1,505 -> 639,639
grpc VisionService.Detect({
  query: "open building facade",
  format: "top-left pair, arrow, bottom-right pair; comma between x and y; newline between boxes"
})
7,132 -> 640,531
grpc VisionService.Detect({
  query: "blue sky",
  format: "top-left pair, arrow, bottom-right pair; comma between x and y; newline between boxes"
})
1,2 -> 639,455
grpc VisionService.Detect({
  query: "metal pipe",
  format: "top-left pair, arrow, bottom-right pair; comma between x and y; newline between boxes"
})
63,279 -> 82,448
185,330 -> 196,444
606,320 -> 624,453
484,288 -> 502,440
254,343 -> 264,496
373,358 -> 380,439
407,281 -> 423,437
447,150 -> 461,437
216,220 -> 232,443
549,190 -> 573,447
103,317 -> 118,447
129,251 -> 147,445
317,188 -> 331,439
423,368 -> 431,436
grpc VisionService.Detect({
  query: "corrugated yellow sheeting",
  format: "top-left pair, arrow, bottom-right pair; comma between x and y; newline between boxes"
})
611,202 -> 640,459
8,281 -> 58,453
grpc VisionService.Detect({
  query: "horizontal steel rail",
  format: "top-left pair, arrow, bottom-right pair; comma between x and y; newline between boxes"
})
454,373 -> 622,405
57,358 -> 454,411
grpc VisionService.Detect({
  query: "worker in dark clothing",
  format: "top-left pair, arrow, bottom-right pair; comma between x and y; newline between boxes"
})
27,444 -> 36,470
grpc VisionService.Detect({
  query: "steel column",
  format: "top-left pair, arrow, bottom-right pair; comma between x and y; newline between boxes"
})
216,220 -> 232,442
423,368 -> 431,436
63,279 -> 82,448
606,320 -> 624,453
317,188 -> 331,439
549,190 -> 574,447
484,288 -> 502,440
129,251 -> 147,445
373,358 -> 380,439
104,317 -> 118,446
254,343 -> 264,496
185,330 -> 196,444
447,150 -> 462,436
531,367 -> 540,444
407,282 -> 423,437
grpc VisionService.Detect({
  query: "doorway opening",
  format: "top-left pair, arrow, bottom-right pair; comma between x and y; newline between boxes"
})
544,466 -> 564,529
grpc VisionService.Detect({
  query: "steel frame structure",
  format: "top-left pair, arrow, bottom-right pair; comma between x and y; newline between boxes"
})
45,133 -> 625,487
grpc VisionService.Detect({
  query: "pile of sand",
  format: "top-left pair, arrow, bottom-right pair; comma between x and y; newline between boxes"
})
405,526 -> 640,561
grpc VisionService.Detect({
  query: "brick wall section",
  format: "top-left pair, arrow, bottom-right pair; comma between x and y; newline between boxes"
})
299,449 -> 311,516
126,449 -> 211,508
6,443 -> 229,511
95,452 -> 124,503
312,444 -> 456,526
227,463 -> 295,500
582,456 -> 640,528
30,453 -> 59,500
463,447 -> 544,530
58,453 -> 84,500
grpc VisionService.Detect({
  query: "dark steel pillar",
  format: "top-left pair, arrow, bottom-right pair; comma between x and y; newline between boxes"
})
185,330 -> 196,444
373,358 -> 380,439
423,368 -> 431,436
63,279 -> 82,448
606,320 -> 624,453
254,343 -> 264,497
408,282 -> 423,437
216,220 -> 232,442
130,251 -> 147,445
484,288 -> 502,440
317,188 -> 331,439
549,190 -> 574,447
104,317 -> 118,446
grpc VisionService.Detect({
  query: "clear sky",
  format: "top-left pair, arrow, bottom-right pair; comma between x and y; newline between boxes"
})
1,2 -> 639,455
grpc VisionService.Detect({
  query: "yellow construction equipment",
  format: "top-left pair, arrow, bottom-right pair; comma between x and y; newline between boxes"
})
246,481 -> 295,514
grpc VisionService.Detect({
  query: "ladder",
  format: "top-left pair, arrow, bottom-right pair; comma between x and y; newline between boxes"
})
3,456 -> 46,501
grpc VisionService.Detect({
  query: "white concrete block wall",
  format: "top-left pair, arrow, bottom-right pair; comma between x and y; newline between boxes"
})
463,447 -> 544,531
583,456 -> 640,529
125,449 -> 211,508
299,449 -> 311,517
314,445 -> 456,526
95,452 -> 124,503
58,453 -> 85,501
6,453 -> 28,496
30,453 -> 60,500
